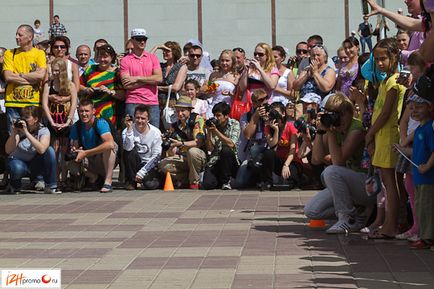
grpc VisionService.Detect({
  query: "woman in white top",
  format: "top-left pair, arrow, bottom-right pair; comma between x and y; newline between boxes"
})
203,50 -> 239,119
269,45 -> 295,105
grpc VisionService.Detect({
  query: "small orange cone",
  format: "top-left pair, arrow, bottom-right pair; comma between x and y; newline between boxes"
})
308,219 -> 326,228
163,172 -> 174,191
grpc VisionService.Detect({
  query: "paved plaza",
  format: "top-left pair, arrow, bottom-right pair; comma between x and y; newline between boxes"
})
0,189 -> 433,289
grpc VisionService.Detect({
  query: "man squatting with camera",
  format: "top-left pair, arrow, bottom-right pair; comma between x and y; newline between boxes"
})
202,101 -> 240,190
68,99 -> 117,193
159,96 -> 207,189
122,104 -> 162,190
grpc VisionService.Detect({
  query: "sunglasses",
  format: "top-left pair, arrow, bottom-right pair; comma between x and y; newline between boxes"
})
254,97 -> 267,103
132,37 -> 147,42
296,49 -> 308,54
232,47 -> 245,53
254,52 -> 265,57
53,45 -> 66,49
189,54 -> 202,59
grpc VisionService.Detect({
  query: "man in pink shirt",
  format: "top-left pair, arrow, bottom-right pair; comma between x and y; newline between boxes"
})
120,28 -> 162,128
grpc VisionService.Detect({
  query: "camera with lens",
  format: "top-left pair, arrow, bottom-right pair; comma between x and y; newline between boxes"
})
320,111 -> 341,128
64,151 -> 78,161
13,119 -> 25,129
161,131 -> 177,151
205,117 -> 218,127
247,152 -> 264,170
294,117 -> 317,139
268,109 -> 283,123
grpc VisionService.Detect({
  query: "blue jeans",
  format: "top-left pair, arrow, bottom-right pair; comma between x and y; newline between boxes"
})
360,36 -> 373,54
234,143 -> 266,189
6,107 -> 22,135
125,103 -> 160,129
7,146 -> 57,190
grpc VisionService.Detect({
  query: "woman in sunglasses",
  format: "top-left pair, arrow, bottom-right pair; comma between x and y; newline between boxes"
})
204,49 -> 239,119
80,44 -> 125,127
238,42 -> 279,98
48,36 -> 79,91
293,45 -> 336,100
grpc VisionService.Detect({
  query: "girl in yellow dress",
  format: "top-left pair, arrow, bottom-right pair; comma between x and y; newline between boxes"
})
365,38 -> 407,238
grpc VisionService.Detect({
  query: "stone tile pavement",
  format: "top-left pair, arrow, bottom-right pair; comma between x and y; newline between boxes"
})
0,189 -> 433,289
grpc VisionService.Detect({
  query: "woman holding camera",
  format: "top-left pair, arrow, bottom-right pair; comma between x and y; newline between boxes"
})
304,93 -> 376,234
293,45 -> 336,99
5,106 -> 58,194
259,102 -> 300,190
238,43 -> 279,98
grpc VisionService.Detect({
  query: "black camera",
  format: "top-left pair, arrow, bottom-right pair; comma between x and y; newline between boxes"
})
294,117 -> 317,139
161,131 -> 177,151
247,153 -> 264,170
64,151 -> 78,161
14,119 -> 25,129
268,109 -> 283,122
205,117 -> 218,127
262,103 -> 271,112
320,111 -> 341,128
306,108 -> 317,120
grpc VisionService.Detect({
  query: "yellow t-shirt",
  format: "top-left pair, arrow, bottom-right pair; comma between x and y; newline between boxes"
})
371,73 -> 406,168
3,47 -> 46,108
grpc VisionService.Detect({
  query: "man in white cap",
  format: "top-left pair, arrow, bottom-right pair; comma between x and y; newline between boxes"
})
120,28 -> 162,128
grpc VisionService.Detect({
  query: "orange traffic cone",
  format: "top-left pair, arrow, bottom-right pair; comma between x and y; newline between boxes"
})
308,219 -> 326,228
163,172 -> 174,191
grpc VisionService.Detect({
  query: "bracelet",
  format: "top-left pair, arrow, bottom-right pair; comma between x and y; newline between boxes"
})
283,164 -> 289,167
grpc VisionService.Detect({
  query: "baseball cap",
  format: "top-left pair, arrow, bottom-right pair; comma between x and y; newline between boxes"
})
131,28 -> 147,38
300,93 -> 321,105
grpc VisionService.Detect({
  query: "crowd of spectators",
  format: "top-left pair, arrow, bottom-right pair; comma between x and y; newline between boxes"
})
0,0 -> 434,249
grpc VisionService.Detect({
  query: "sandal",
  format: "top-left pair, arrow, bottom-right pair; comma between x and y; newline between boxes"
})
368,230 -> 395,240
100,183 -> 113,193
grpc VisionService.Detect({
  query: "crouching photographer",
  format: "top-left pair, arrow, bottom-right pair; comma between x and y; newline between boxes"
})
304,92 -> 376,234
159,96 -> 207,189
122,105 -> 162,190
202,102 -> 240,190
259,102 -> 301,190
5,106 -> 58,194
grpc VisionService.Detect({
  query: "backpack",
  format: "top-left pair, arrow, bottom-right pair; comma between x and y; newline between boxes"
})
76,117 -> 122,160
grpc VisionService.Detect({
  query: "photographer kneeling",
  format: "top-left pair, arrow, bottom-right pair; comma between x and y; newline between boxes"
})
159,96 -> 206,189
68,99 -> 117,193
5,106 -> 58,194
122,105 -> 162,190
202,102 -> 240,190
304,92 -> 375,234
260,102 -> 300,190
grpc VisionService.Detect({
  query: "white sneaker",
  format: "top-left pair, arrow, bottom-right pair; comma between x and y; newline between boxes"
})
221,182 -> 232,190
34,181 -> 45,191
326,219 -> 362,234
44,187 -> 62,194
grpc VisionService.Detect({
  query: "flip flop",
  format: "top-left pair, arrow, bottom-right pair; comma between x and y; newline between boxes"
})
368,230 -> 395,240
100,183 -> 112,193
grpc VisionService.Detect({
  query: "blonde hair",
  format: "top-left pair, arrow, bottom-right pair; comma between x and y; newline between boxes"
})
325,92 -> 354,115
51,58 -> 71,96
219,49 -> 237,74
255,42 -> 275,73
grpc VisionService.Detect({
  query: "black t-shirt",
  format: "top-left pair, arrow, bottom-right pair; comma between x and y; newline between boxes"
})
358,22 -> 372,37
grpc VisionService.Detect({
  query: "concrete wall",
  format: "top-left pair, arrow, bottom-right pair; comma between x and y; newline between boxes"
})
0,0 -> 407,60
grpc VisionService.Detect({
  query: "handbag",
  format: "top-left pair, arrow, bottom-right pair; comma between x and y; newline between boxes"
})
229,86 -> 252,121
162,85 -> 178,129
365,165 -> 382,197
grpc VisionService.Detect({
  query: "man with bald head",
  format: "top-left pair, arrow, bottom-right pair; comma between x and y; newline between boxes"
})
75,44 -> 91,76
2,24 -> 47,133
